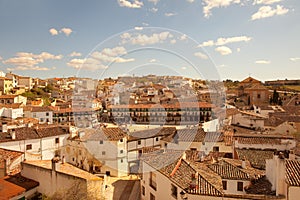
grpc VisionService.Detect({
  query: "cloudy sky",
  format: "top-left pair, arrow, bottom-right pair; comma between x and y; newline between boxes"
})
0,0 -> 299,81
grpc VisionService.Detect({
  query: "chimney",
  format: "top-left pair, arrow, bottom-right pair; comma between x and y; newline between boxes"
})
242,159 -> 246,169
10,129 -> 16,140
51,156 -> 60,171
289,150 -> 296,160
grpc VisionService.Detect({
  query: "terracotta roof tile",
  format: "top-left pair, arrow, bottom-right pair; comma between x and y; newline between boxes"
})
285,159 -> 300,186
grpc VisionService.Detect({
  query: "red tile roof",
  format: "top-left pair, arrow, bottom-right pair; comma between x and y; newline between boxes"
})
0,178 -> 25,200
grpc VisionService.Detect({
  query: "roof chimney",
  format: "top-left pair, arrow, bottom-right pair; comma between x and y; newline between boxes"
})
10,130 -> 16,140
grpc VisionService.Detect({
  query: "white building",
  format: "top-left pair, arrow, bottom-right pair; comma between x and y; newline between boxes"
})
0,125 -> 69,160
23,106 -> 53,124
65,127 -> 129,177
0,104 -> 23,119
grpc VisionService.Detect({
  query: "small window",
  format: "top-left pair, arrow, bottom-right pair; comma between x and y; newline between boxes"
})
171,184 -> 178,199
138,140 -> 141,145
102,151 -> 106,155
222,181 -> 227,190
213,146 -> 219,152
155,137 -> 159,142
150,193 -> 155,200
100,140 -> 103,144
120,138 -> 123,143
237,181 -> 243,191
120,150 -> 124,154
142,186 -> 145,196
46,112 -> 49,116
26,144 -> 32,150
120,159 -> 123,163
55,137 -> 59,144
257,94 -> 261,99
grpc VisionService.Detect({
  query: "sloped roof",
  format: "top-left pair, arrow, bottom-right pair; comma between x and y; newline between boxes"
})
285,159 -> 300,186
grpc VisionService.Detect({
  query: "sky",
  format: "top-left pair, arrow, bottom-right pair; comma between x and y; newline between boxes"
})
0,0 -> 299,81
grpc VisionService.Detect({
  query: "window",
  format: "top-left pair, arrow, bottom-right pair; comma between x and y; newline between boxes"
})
46,112 -> 49,116
120,138 -> 123,143
142,186 -> 145,196
100,140 -> 103,144
257,94 -> 261,99
149,172 -> 157,190
222,181 -> 227,190
237,181 -> 243,191
26,144 -> 32,150
138,140 -> 141,145
55,137 -> 59,144
120,150 -> 123,154
120,159 -> 123,163
171,184 -> 178,199
213,146 -> 219,152
155,137 -> 159,142
150,193 -> 155,200
190,148 -> 197,151
102,151 -> 106,155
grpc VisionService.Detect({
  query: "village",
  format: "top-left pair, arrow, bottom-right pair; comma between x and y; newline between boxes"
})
1,72 -> 300,200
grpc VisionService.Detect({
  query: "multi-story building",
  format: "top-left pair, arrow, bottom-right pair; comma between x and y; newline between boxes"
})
107,101 -> 212,125
23,106 -> 53,124
0,77 -> 13,94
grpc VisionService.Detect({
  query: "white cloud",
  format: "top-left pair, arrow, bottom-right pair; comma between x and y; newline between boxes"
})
199,36 -> 251,47
49,28 -> 58,36
165,12 -> 177,17
7,66 -> 51,71
251,5 -> 289,20
237,48 -> 241,52
69,51 -> 82,57
67,58 -> 107,70
180,34 -> 187,41
0,56 -> 2,60
255,60 -> 271,64
198,40 -> 214,47
122,31 -> 173,46
181,66 -> 187,70
194,52 -> 208,60
118,0 -> 143,8
3,51 -> 62,71
148,0 -> 159,5
215,36 -> 252,46
215,46 -> 232,55
186,0 -> 195,3
170,39 -> 177,44
149,59 -> 157,63
253,0 -> 282,5
60,28 -> 73,36
134,26 -> 143,30
142,22 -> 149,26
150,7 -> 158,13
290,57 -> 300,62
202,0 -> 241,18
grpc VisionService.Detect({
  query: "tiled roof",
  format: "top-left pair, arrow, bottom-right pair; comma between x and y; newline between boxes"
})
233,134 -> 291,145
285,159 -> 300,186
141,150 -> 223,196
0,178 -> 25,200
22,160 -> 102,181
0,95 -> 17,99
0,148 -> 23,168
0,126 -> 69,142
0,103 -> 22,109
23,106 -> 53,112
161,128 -> 224,143
128,127 -> 176,141
245,176 -> 274,195
236,149 -> 274,169
82,127 -> 127,141
4,173 -> 39,191
207,158 -> 264,180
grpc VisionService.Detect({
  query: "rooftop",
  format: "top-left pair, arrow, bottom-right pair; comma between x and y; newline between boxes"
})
0,178 -> 25,200
22,160 -> 102,181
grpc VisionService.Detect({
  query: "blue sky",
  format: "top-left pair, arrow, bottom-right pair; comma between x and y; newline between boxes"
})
0,0 -> 299,81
